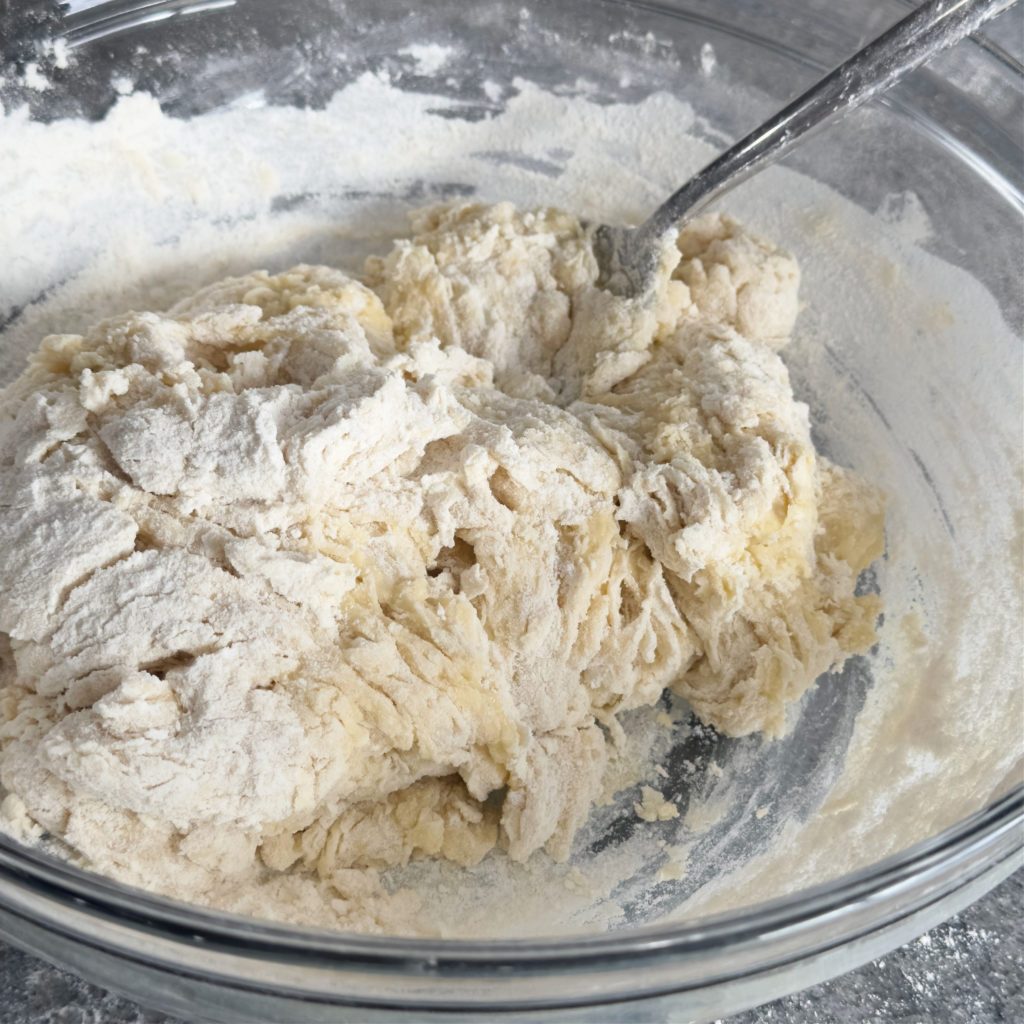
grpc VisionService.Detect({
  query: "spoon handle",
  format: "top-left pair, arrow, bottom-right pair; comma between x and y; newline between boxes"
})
642,0 -> 1014,243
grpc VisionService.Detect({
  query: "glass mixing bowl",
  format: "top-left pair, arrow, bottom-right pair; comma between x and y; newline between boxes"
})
0,0 -> 1021,1019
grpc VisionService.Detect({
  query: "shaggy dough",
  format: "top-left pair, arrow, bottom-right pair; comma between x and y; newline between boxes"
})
0,203 -> 883,931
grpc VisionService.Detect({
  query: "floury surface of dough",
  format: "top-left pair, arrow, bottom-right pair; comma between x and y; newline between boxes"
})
0,203 -> 883,933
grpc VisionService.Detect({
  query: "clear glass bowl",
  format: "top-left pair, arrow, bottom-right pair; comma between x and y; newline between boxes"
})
0,1 -> 1021,1020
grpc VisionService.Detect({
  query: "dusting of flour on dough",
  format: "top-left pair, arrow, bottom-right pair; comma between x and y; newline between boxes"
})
0,201 -> 883,932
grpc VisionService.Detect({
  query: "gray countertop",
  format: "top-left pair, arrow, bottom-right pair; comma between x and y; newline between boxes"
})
1,869 -> 1020,1023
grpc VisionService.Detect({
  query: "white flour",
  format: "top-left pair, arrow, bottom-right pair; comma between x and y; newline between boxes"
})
0,66 -> 1020,937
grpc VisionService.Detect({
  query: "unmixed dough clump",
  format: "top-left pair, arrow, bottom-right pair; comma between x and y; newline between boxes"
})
0,203 -> 883,932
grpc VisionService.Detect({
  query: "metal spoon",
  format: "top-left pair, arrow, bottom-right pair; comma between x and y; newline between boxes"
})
593,0 -> 1015,297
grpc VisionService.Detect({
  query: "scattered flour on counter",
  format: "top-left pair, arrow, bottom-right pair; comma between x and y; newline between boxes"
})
699,43 -> 717,77
398,43 -> 455,76
19,63 -> 50,92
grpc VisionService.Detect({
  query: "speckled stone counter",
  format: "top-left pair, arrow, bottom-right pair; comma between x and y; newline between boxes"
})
1,870 -> 1020,1023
